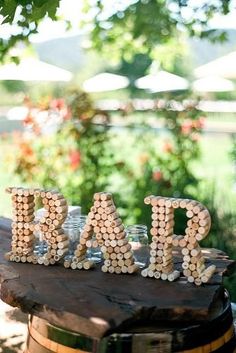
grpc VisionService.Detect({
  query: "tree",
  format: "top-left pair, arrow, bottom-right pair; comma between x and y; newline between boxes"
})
0,0 -> 60,61
0,0 -> 232,62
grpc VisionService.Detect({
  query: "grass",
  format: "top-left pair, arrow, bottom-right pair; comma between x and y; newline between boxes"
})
196,133 -> 236,210
0,140 -> 21,217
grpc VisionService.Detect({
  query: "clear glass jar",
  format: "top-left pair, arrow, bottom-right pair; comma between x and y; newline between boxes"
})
34,210 -> 48,256
78,215 -> 87,232
62,217 -> 80,256
125,224 -> 149,268
78,215 -> 102,264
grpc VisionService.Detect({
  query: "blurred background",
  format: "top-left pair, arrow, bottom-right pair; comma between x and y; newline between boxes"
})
1,2 -> 236,349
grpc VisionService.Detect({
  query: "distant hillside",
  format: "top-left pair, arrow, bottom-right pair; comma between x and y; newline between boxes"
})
34,29 -> 236,74
35,35 -> 86,72
189,29 -> 236,67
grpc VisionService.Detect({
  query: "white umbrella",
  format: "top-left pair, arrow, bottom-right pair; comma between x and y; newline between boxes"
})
194,51 -> 236,79
192,76 -> 234,92
0,58 -> 72,82
135,70 -> 189,93
83,73 -> 129,92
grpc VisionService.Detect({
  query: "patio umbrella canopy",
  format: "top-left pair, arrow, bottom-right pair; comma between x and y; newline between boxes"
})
0,58 -> 72,82
194,51 -> 236,79
192,76 -> 235,92
135,70 -> 189,93
82,73 -> 129,92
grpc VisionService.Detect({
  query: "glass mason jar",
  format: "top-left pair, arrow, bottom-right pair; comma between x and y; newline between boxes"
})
62,217 -> 80,256
34,209 -> 48,256
125,224 -> 149,268
77,215 -> 102,263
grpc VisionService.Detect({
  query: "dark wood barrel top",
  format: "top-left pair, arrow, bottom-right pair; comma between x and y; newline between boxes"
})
0,217 -> 235,339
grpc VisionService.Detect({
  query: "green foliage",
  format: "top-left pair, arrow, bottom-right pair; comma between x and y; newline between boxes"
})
114,54 -> 152,90
199,184 -> 236,301
8,90 -> 204,224
113,100 -> 204,231
0,0 -> 60,60
83,0 -> 231,61
0,0 -> 232,62
230,134 -> 236,166
9,90 -> 115,212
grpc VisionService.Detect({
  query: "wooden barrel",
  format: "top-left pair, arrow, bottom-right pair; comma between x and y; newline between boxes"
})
25,292 -> 236,353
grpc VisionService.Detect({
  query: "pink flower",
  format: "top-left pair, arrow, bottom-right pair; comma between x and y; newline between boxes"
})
69,150 -> 81,170
50,98 -> 66,110
181,120 -> 192,135
193,117 -> 205,129
152,170 -> 163,181
63,107 -> 72,121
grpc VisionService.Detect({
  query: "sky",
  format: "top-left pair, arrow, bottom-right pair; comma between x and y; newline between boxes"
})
1,0 -> 236,44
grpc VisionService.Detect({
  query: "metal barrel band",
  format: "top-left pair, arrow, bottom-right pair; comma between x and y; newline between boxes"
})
179,324 -> 235,353
28,323 -> 91,353
30,315 -> 95,351
172,291 -> 233,350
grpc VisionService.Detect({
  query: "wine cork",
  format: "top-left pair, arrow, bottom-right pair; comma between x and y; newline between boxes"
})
191,248 -> 201,257
57,240 -> 69,249
110,252 -> 117,260
121,266 -> 128,273
100,192 -> 112,201
192,203 -> 204,214
105,206 -> 116,215
186,200 -> 198,211
144,195 -> 154,205
200,265 -> 216,282
183,269 -> 191,277
54,199 -> 67,207
128,264 -> 139,273
171,200 -> 180,208
83,260 -> 94,270
161,273 -> 168,280
114,267 -> 122,274
187,276 -> 195,283
168,270 -> 180,282
57,248 -> 69,256
154,271 -> 161,279
100,200 -> 113,208
186,210 -> 194,218
162,265 -> 174,274
124,251 -> 133,259
182,248 -> 189,256
164,199 -> 172,208
194,278 -> 202,286
198,209 -> 210,220
179,238 -> 187,248
172,235 -> 182,247
140,268 -> 148,277
150,228 -> 158,236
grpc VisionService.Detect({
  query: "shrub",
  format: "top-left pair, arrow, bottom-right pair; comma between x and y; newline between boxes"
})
9,92 -> 205,222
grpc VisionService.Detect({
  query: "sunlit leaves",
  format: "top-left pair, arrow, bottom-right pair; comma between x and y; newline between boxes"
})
83,0 -> 231,61
0,0 -> 18,23
0,0 -> 60,61
0,0 -> 232,62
